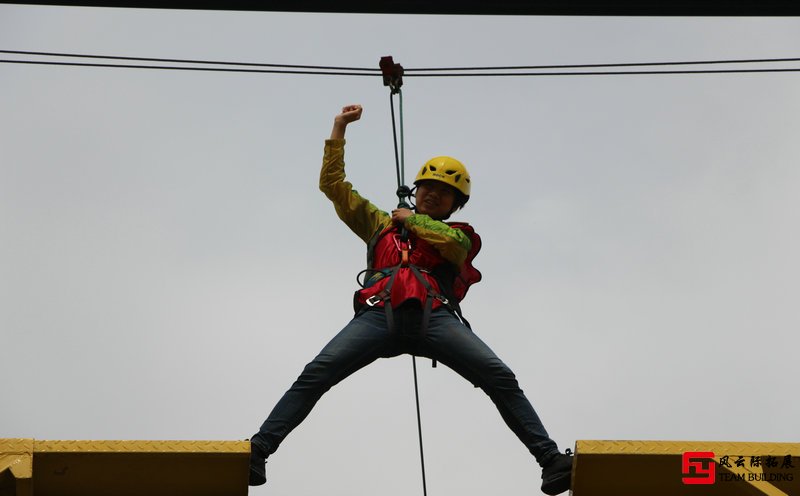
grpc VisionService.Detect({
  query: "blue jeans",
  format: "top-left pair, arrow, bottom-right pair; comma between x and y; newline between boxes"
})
252,305 -> 559,465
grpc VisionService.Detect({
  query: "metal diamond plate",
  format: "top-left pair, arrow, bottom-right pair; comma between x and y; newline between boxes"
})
34,440 -> 250,454
0,438 -> 34,454
576,440 -> 800,456
0,439 -> 34,481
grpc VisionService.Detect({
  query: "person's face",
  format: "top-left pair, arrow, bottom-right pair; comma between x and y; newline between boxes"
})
415,180 -> 457,220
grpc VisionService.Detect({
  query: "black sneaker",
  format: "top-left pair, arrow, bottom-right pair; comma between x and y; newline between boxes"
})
249,441 -> 267,486
540,450 -> 573,495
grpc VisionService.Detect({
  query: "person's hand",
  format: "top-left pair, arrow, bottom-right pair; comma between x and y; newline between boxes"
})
330,104 -> 362,139
392,208 -> 413,225
335,105 -> 363,125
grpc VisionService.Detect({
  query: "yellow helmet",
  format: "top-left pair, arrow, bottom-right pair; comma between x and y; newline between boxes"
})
413,156 -> 471,197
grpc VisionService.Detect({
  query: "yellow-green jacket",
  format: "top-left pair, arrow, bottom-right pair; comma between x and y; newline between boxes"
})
319,139 -> 482,310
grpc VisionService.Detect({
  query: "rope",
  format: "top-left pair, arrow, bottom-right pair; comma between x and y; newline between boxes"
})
389,92 -> 403,198
399,90 -> 405,186
387,84 -> 428,496
412,355 -> 428,496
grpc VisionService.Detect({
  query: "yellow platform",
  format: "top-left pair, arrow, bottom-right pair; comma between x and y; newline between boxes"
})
0,439 -> 250,496
572,440 -> 799,496
4,438 -> 798,495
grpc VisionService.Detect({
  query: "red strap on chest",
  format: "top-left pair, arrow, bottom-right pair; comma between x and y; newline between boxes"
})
393,233 -> 411,266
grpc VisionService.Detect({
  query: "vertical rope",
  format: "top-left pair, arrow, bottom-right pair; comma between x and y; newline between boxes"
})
388,86 -> 428,496
412,356 -> 428,496
389,92 -> 403,192
399,89 -> 405,184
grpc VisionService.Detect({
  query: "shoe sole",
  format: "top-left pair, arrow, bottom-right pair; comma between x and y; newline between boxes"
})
249,457 -> 266,486
249,470 -> 267,486
541,472 -> 571,495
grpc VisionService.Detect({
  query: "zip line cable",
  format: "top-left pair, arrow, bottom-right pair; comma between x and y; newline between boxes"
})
0,49 -> 379,72
6,58 -> 800,76
406,68 -> 800,76
403,56 -> 800,71
0,59 -> 378,76
4,49 -> 800,72
5,58 -> 800,76
3,50 -> 800,77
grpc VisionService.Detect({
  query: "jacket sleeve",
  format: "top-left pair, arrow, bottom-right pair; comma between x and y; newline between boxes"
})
405,214 -> 471,268
319,139 -> 390,243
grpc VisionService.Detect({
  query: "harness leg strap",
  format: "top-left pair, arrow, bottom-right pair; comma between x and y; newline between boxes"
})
375,264 -> 402,333
421,294 -> 438,367
410,265 -> 450,368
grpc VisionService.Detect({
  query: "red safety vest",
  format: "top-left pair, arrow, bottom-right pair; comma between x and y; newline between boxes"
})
354,222 -> 482,314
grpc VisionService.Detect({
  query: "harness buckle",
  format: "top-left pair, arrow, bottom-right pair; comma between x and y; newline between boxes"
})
366,294 -> 383,307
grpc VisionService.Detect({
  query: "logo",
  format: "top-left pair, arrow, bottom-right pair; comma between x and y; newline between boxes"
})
681,451 -> 797,485
682,451 -> 716,485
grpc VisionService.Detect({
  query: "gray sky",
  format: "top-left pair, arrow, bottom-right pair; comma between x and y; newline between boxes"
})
2,6 -> 799,495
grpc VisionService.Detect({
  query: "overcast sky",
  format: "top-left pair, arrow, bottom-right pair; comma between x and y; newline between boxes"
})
2,6 -> 799,496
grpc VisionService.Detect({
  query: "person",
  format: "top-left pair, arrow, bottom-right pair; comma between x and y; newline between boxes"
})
249,104 -> 573,495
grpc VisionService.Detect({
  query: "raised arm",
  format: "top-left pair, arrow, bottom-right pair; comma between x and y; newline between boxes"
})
320,105 -> 391,243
